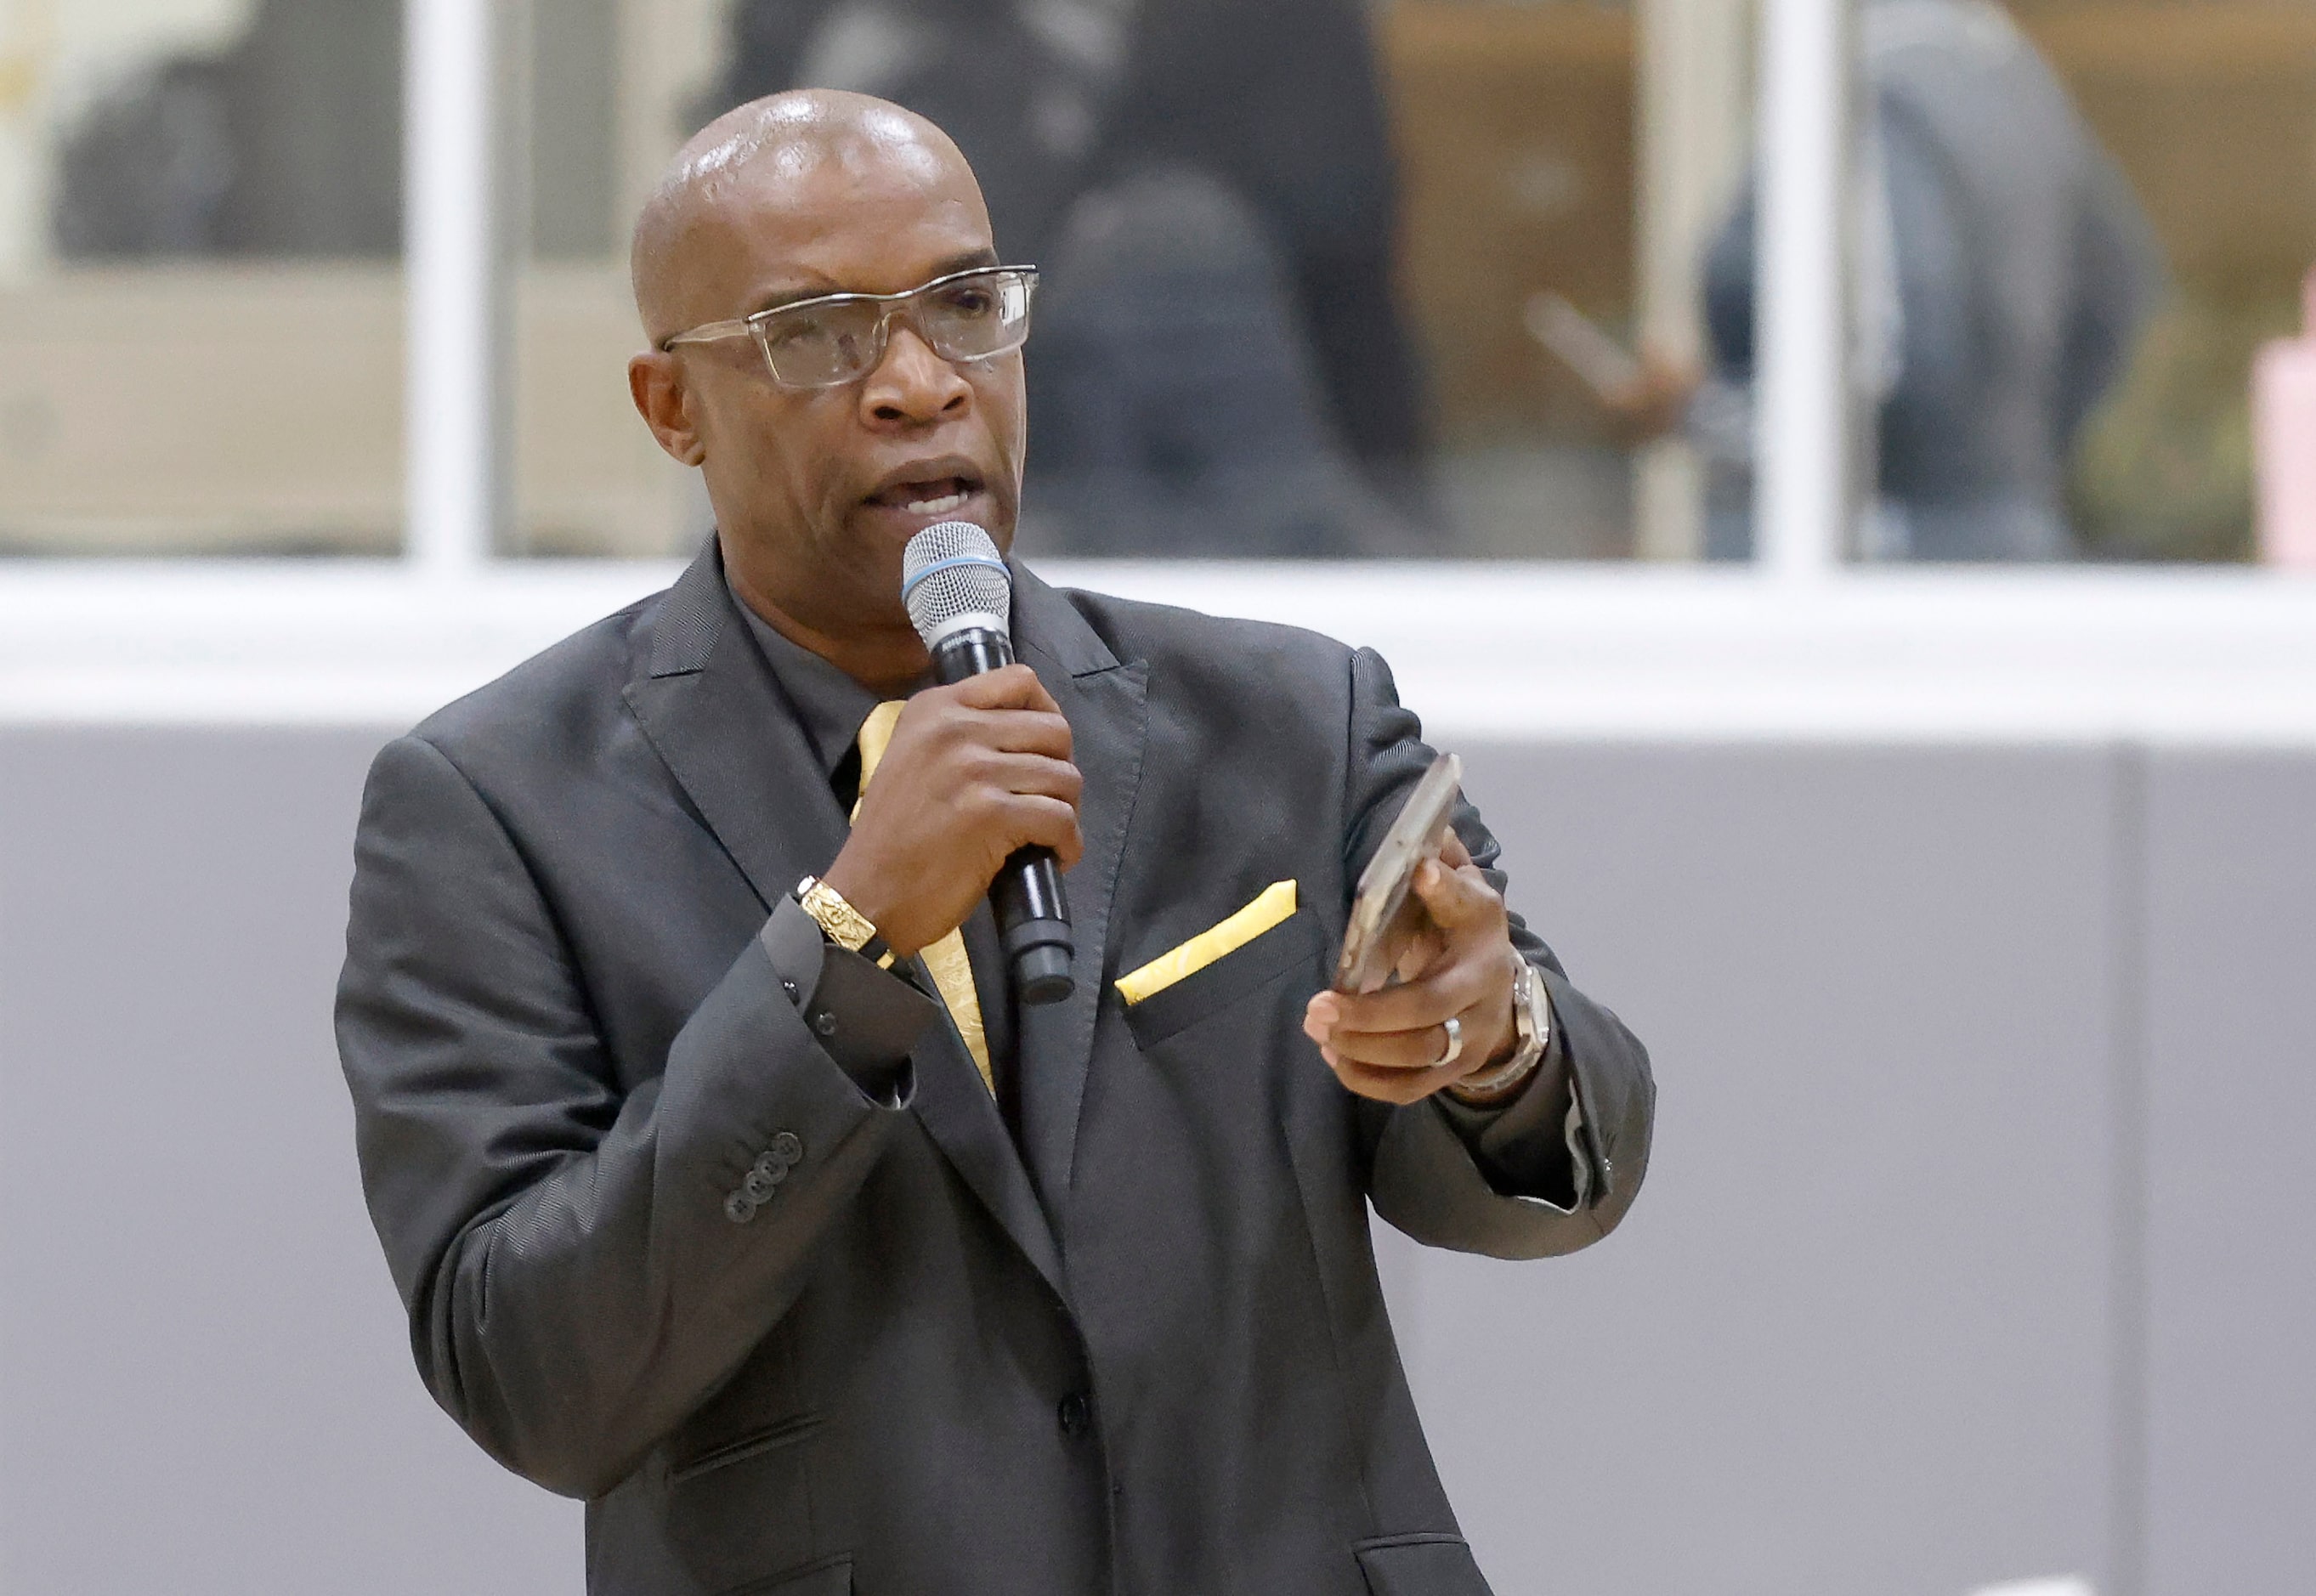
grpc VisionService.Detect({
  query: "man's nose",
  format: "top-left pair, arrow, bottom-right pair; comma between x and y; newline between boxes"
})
860,323 -> 971,426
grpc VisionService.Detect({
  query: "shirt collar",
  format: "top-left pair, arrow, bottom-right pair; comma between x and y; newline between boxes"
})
725,573 -> 887,780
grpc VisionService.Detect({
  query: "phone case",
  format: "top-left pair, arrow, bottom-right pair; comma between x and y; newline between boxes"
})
1333,752 -> 1463,995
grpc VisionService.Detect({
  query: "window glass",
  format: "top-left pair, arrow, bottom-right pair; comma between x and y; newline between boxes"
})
2018,0 -> 2316,563
26,1 -> 2293,565
515,0 -> 1689,560
0,0 -> 405,556
1799,0 -> 2308,565
1390,1 -> 1650,559
507,0 -> 708,557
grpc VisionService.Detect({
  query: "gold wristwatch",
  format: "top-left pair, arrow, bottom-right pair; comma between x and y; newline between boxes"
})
795,875 -> 895,968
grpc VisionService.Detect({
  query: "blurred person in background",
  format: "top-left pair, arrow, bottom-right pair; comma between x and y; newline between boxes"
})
56,0 -> 1435,557
1605,0 -> 2164,562
54,0 -> 400,258
712,0 -> 1435,555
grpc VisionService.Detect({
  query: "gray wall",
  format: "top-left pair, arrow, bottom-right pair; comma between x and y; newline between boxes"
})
2,729 -> 2308,1595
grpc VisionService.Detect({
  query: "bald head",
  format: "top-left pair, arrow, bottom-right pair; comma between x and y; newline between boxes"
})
631,90 -> 985,344
622,89 -> 1028,688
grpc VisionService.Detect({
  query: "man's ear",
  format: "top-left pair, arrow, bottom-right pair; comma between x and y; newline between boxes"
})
629,351 -> 708,467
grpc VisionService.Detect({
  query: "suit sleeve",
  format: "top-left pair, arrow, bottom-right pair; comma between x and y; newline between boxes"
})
334,733 -> 937,1499
1341,648 -> 1656,1260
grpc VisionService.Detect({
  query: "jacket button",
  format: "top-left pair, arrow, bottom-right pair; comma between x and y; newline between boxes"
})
723,1191 -> 756,1225
1057,1393 -> 1090,1435
771,1131 -> 804,1164
742,1168 -> 778,1203
811,1011 -> 838,1038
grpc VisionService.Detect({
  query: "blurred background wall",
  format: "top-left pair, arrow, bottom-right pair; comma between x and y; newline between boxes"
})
4,713 -> 2313,1596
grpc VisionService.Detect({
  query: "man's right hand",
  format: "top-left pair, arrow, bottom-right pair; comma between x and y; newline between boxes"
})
820,665 -> 1083,958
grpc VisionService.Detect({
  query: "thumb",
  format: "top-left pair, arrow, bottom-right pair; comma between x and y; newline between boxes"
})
1409,857 -> 1486,930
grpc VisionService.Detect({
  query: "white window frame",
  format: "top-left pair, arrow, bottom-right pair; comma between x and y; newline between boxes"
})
4,0 -> 2315,744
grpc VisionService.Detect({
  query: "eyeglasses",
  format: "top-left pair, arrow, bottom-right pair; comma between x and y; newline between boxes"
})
659,265 -> 1039,389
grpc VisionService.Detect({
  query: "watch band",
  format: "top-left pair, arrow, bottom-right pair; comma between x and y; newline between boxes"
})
795,876 -> 897,970
1447,949 -> 1549,1104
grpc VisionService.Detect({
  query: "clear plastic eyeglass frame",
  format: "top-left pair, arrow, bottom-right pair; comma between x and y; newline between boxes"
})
658,265 -> 1040,390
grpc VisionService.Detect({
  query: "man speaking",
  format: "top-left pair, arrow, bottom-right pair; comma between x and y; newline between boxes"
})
336,91 -> 1652,1596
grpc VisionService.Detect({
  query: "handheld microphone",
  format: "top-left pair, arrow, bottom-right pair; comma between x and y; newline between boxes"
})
901,523 -> 1076,1006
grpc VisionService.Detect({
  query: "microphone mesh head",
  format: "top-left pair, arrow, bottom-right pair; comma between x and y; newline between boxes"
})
902,521 -> 1012,645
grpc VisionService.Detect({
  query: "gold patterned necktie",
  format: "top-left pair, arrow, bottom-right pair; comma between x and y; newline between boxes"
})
853,700 -> 994,1094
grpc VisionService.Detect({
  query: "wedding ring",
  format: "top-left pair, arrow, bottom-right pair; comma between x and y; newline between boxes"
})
1435,1015 -> 1464,1067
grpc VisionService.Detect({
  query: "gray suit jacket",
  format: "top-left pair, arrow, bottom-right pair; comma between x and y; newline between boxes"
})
335,545 -> 1654,1596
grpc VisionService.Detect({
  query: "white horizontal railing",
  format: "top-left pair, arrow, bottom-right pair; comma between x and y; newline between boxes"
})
4,560 -> 2315,745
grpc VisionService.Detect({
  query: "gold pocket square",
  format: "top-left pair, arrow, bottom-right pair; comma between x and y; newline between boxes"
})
1115,880 -> 1299,1006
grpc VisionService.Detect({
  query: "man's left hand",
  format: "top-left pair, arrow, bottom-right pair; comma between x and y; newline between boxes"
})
1301,835 -> 1520,1106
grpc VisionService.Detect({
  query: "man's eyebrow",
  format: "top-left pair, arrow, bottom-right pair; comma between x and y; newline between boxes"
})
745,250 -> 1006,315
935,247 -> 1005,276
746,278 -> 845,315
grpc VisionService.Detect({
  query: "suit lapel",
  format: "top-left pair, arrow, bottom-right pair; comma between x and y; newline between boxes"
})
624,543 -> 1069,1302
1011,565 -> 1150,1205
907,1000 -> 1069,1297
621,544 -> 845,911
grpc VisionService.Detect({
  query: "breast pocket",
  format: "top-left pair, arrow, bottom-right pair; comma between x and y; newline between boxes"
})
1120,907 -> 1326,1050
1352,1533 -> 1492,1595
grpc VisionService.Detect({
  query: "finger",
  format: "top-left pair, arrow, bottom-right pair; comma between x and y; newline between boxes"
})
1323,1050 -> 1466,1106
1359,862 -> 1497,993
1439,831 -> 1475,870
966,707 -> 1074,761
1371,893 -> 1449,979
1324,1022 -> 1463,1073
1390,924 -> 1449,985
976,752 -> 1082,809
1328,960 -> 1489,1035
992,793 -> 1084,869
1409,857 -> 1503,934
952,664 -> 1061,716
1014,755 -> 1084,810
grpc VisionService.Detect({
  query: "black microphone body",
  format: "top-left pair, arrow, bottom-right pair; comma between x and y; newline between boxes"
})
926,615 -> 1076,1007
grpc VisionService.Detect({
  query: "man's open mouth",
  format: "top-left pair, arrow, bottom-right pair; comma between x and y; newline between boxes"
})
865,475 -> 982,518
